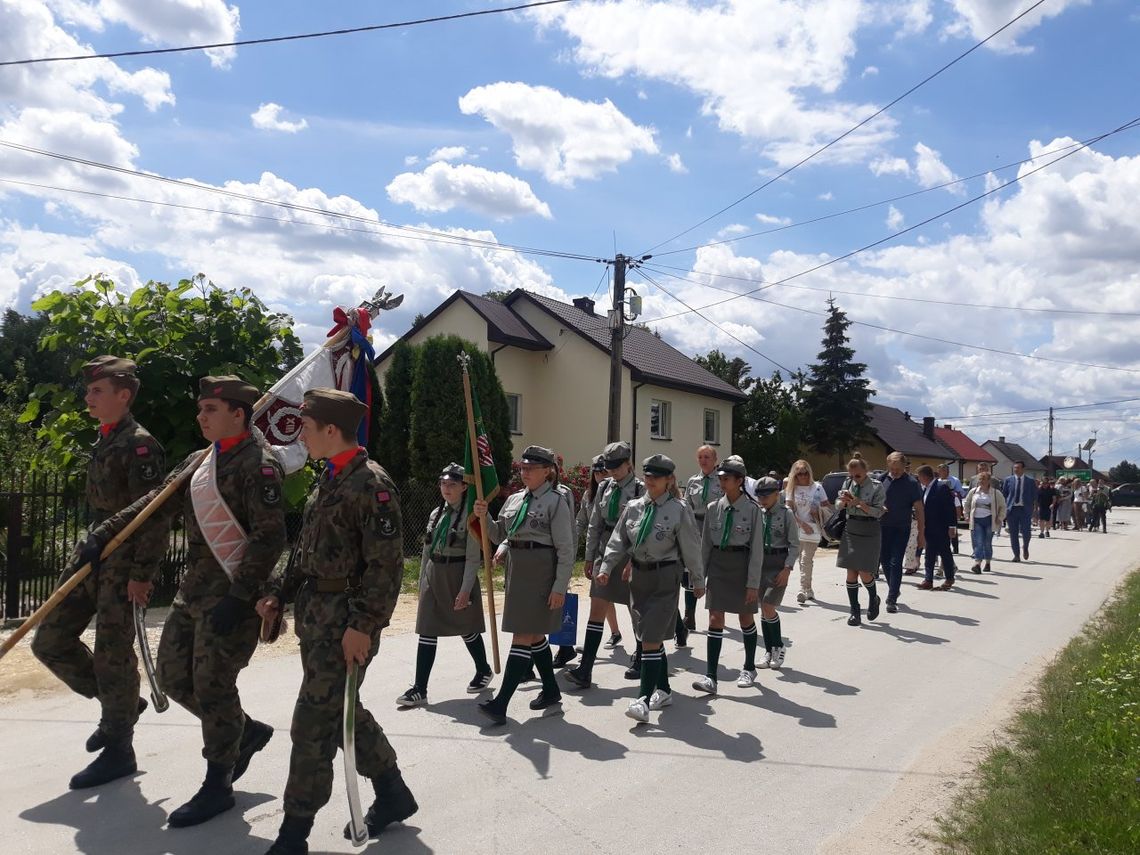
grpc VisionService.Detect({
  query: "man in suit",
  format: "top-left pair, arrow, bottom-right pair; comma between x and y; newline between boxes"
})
1002,461 -> 1038,562
915,466 -> 957,591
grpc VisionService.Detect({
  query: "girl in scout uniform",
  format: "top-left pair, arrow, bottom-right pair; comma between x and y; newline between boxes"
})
551,456 -> 580,669
753,476 -> 800,669
396,463 -> 493,707
596,454 -> 702,724
472,446 -> 575,727
579,455 -> 622,649
836,457 -> 886,626
681,445 -> 723,637
692,456 -> 765,695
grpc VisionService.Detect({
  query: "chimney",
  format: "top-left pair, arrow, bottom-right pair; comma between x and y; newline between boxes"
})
572,297 -> 596,316
945,424 -> 952,431
998,436 -> 1005,443
922,416 -> 935,439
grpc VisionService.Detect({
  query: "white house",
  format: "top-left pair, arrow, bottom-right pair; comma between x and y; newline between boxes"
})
982,437 -> 1048,480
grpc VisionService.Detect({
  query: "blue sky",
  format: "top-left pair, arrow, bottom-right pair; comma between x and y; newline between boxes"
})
2,0 -> 1139,470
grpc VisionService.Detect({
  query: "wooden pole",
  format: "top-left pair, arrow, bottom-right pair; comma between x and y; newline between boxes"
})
459,357 -> 501,674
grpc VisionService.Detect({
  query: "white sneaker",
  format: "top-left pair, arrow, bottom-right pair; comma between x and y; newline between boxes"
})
648,689 -> 673,710
691,675 -> 717,695
396,687 -> 426,707
625,697 -> 650,722
796,590 -> 807,604
804,588 -> 814,601
737,669 -> 757,688
769,646 -> 786,669
756,649 -> 773,669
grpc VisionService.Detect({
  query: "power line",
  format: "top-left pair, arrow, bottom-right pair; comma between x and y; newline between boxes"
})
938,397 -> 1140,421
639,0 -> 1050,255
589,263 -> 611,301
0,1 -> 576,67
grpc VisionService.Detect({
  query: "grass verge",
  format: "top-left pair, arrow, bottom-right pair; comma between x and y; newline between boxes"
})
935,566 -> 1140,854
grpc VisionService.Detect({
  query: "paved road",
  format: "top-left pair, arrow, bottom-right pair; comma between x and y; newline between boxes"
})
3,510 -> 1137,855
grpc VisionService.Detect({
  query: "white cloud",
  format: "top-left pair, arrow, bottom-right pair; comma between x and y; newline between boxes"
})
944,0 -> 1089,53
756,213 -> 792,226
427,145 -> 470,163
818,191 -> 834,200
685,125 -> 693,139
403,155 -> 420,166
250,102 -> 308,134
385,162 -> 552,220
886,204 -> 905,230
458,82 -> 659,186
891,0 -> 933,36
913,142 -> 963,193
861,65 -> 879,77
870,156 -> 911,178
97,0 -> 241,68
637,89 -> 648,100
718,223 -> 750,236
666,152 -> 687,174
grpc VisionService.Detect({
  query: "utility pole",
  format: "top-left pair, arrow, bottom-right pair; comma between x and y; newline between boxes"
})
1047,406 -> 1054,474
606,254 -> 628,442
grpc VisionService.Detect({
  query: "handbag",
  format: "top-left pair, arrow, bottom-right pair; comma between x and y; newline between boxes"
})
549,592 -> 579,646
823,508 -> 847,543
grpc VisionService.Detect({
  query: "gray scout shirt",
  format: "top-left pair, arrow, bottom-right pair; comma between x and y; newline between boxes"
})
760,501 -> 802,570
685,471 -> 724,520
420,499 -> 481,596
598,491 -> 704,588
485,480 -> 575,595
555,482 -> 578,544
701,493 -> 767,588
585,472 -> 644,563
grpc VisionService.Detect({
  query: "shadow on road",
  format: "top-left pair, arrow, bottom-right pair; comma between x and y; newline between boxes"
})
502,711 -> 628,778
774,668 -> 859,697
635,697 -> 765,762
901,606 -> 980,627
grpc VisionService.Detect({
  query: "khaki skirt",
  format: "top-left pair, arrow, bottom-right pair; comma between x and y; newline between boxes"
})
837,516 -> 881,570
631,561 -> 683,644
502,546 -> 561,634
705,548 -> 757,614
590,566 -> 632,605
415,555 -> 485,637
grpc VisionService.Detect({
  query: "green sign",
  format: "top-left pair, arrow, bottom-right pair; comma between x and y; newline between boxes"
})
1064,469 -> 1092,481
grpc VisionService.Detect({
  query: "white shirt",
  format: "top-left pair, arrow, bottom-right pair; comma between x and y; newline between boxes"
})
789,482 -> 827,539
973,489 -> 993,518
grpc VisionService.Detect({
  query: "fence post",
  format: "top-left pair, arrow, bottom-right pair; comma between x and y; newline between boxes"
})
5,493 -> 23,621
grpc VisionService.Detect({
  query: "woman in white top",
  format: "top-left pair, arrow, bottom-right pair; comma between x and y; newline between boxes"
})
964,471 -> 1007,574
784,459 -> 831,604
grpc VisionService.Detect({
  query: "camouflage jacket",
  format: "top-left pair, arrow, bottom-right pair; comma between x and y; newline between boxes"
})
273,450 -> 403,640
86,415 -> 166,582
96,436 -> 286,612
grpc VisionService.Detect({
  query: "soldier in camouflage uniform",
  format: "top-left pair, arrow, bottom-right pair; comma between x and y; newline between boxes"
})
258,389 -> 415,855
32,356 -> 166,789
92,376 -> 286,827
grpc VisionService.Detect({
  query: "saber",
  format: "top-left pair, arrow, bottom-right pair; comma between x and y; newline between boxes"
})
343,662 -> 369,847
133,604 -> 169,713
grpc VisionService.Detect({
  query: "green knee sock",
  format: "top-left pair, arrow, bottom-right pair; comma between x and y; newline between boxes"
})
638,649 -> 662,699
846,582 -> 860,610
580,621 -> 604,670
658,651 -> 671,693
413,636 -> 437,691
530,639 -> 559,695
462,632 -> 489,673
863,581 -> 878,602
761,615 -> 781,650
706,627 -> 724,679
494,644 -> 532,708
742,622 -> 758,668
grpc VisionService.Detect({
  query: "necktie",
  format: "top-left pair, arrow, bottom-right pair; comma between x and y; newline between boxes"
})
720,506 -> 735,549
1015,476 -> 1022,506
507,492 -> 531,536
634,502 -> 657,547
763,511 -> 772,550
607,484 -> 621,522
431,508 -> 452,553
701,475 -> 709,502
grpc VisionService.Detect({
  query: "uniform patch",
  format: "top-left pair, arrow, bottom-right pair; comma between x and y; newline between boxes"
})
262,483 -> 281,505
138,462 -> 159,482
135,445 -> 150,456
261,466 -> 276,477
376,490 -> 391,503
377,514 -> 398,538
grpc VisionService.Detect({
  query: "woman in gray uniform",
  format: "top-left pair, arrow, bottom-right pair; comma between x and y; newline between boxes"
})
596,454 -> 703,724
691,456 -> 765,696
567,441 -> 645,689
680,445 -> 723,641
472,446 -> 575,727
836,456 -> 886,626
396,463 -> 492,708
578,455 -> 622,648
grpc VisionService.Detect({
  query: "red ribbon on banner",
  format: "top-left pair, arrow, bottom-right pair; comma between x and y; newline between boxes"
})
327,306 -> 372,338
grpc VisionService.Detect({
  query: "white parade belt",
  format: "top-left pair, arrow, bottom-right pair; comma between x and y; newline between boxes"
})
189,450 -> 249,581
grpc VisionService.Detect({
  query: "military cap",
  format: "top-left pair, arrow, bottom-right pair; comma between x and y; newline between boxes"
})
602,440 -> 632,468
591,453 -> 606,472
754,476 -> 781,495
82,355 -> 136,383
642,454 -> 675,476
716,455 -> 748,478
300,388 -> 366,435
199,375 -> 260,406
520,445 -> 555,466
439,462 -> 465,482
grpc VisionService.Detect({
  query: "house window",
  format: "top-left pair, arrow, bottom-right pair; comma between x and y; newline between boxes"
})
704,408 -> 720,445
650,399 -> 671,440
506,393 -> 521,434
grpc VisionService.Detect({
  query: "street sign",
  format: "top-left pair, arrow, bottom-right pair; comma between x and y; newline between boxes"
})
1065,469 -> 1093,481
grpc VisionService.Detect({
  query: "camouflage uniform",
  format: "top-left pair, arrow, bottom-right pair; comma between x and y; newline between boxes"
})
95,434 -> 286,765
32,413 -> 165,741
271,448 -> 403,818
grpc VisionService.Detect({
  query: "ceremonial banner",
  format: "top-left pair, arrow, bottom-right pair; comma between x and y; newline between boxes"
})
464,388 -> 500,541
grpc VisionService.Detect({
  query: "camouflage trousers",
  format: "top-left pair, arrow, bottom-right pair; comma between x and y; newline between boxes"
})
157,602 -> 259,766
31,562 -> 141,741
284,635 -> 397,818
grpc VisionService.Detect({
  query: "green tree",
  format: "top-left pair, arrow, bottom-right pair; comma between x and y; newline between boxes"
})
694,349 -> 754,393
1109,460 -> 1140,484
0,359 -> 38,471
801,299 -> 873,465
376,341 -> 417,482
0,310 -> 74,399
735,370 -> 806,475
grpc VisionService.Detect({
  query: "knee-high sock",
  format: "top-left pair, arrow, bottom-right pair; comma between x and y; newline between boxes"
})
530,639 -> 559,695
658,650 -> 671,693
674,609 -> 686,636
863,580 -> 878,602
494,644 -> 533,708
846,582 -> 861,611
414,636 -> 437,691
579,621 -> 604,670
742,621 -> 758,667
760,615 -> 781,651
462,632 -> 489,673
638,648 -> 662,699
684,589 -> 697,616
634,638 -> 643,660
706,627 -> 724,679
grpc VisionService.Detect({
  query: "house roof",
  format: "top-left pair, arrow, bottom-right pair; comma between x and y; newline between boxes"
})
983,440 -> 1047,471
867,404 -> 954,458
934,426 -> 997,463
505,290 -> 747,402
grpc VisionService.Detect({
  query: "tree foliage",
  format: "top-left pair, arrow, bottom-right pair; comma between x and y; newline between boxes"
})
1108,460 -> 1140,484
694,349 -> 754,393
801,299 -> 873,462
376,341 -> 417,483
0,310 -> 74,395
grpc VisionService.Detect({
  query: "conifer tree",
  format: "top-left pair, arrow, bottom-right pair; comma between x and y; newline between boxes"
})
802,299 -> 873,463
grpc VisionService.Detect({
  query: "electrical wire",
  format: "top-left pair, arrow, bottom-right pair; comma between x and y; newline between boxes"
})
0,1 -> 577,67
589,263 -> 611,301
938,398 -> 1140,421
639,0 -> 1050,255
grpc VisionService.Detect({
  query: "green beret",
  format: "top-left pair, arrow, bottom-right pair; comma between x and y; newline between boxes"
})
520,445 -> 555,466
642,454 -> 675,476
199,375 -> 260,406
300,388 -> 367,434
439,462 -> 466,482
602,440 -> 632,468
81,355 -> 136,383
716,455 -> 747,478
754,476 -> 781,495
591,454 -> 606,472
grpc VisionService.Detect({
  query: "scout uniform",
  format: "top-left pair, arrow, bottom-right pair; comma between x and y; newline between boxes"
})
682,462 -> 723,629
754,476 -> 800,669
597,454 -> 702,724
397,463 -> 492,707
32,356 -> 166,789
93,376 -> 285,827
477,445 -> 575,726
265,389 -> 416,854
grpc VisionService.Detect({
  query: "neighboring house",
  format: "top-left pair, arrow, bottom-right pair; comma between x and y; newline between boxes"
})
1038,455 -> 1109,482
373,289 -> 746,473
935,424 -> 998,481
982,438 -> 1047,480
802,404 -> 952,476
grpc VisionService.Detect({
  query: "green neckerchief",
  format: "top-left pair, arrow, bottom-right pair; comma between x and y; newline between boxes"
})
763,509 -> 772,550
852,479 -> 863,499
507,492 -> 531,536
634,500 -> 657,548
607,482 -> 621,522
430,507 -> 453,553
701,474 -> 709,502
720,503 -> 735,549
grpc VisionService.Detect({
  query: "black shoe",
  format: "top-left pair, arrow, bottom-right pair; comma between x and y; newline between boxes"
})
565,666 -> 592,689
467,670 -> 493,693
1012,555 -> 1021,563
86,697 -> 148,753
477,700 -> 507,727
1038,532 -> 1044,539
847,611 -> 861,627
866,596 -> 881,622
675,623 -> 689,649
69,739 -> 137,789
885,602 -> 898,614
1023,548 -> 1029,560
266,814 -> 313,855
528,690 -> 563,711
984,562 -> 991,572
971,563 -> 982,574
168,763 -> 235,828
344,766 -> 419,839
233,716 -> 274,783
1045,530 -> 1051,538
683,611 -> 696,632
552,646 -> 577,668
624,656 -> 641,680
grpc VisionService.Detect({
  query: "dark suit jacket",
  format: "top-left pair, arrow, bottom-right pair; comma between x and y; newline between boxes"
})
922,480 -> 957,543
1002,474 -> 1039,510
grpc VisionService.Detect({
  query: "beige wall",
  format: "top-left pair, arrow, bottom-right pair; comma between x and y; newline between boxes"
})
374,299 -> 488,386
633,382 -> 735,482
801,440 -> 946,480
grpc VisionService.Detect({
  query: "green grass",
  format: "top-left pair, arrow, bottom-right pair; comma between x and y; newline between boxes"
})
935,567 -> 1140,854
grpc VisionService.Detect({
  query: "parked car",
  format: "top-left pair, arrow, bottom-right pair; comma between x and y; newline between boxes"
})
821,471 -> 848,504
1110,483 -> 1140,507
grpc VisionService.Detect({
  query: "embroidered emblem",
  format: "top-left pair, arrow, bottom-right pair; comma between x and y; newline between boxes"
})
262,483 -> 281,505
135,446 -> 150,456
139,462 -> 158,482
261,466 -> 276,477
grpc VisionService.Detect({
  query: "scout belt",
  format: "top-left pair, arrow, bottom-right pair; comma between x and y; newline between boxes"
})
508,540 -> 553,550
764,547 -> 789,555
305,575 -> 362,593
713,544 -> 749,553
632,558 -> 679,571
429,553 -> 465,564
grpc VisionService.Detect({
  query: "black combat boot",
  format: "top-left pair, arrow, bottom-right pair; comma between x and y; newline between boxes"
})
343,766 -> 419,839
86,697 -> 148,753
266,814 -> 314,855
623,651 -> 642,680
168,762 -> 236,828
70,737 -> 137,789
233,714 -> 274,782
